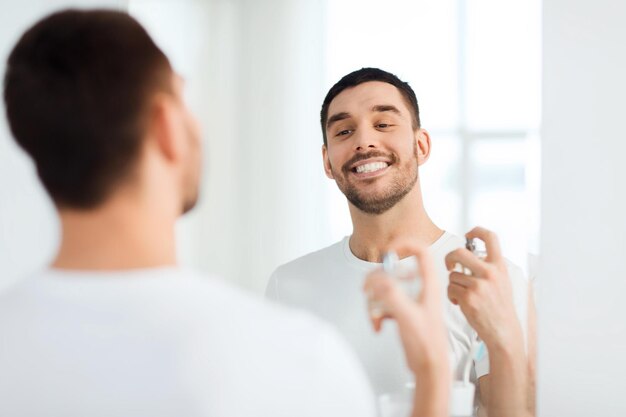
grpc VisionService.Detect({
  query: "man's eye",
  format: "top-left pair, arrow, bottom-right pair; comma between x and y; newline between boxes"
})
336,129 -> 352,136
377,123 -> 391,128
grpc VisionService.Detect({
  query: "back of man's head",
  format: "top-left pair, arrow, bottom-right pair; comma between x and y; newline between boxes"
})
4,9 -> 173,209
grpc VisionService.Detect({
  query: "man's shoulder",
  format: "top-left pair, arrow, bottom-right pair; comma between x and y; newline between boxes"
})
0,267 -> 341,343
0,270 -> 376,416
430,231 -> 466,258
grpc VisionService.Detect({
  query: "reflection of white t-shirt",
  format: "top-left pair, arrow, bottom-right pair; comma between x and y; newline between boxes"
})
0,268 -> 376,417
266,232 -> 528,395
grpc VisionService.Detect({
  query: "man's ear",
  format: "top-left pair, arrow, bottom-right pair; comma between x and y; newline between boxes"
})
415,128 -> 432,166
147,94 -> 181,163
322,144 -> 335,179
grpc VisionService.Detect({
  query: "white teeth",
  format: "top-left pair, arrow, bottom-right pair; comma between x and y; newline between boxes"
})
355,161 -> 388,173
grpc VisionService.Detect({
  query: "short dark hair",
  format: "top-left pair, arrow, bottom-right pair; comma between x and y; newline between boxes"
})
3,9 -> 172,208
320,67 -> 421,145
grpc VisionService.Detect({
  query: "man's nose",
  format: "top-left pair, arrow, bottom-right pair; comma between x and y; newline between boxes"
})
352,128 -> 378,152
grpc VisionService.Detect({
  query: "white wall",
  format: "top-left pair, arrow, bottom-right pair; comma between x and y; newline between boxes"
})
0,1 -> 127,290
539,0 -> 626,415
130,0 -> 329,293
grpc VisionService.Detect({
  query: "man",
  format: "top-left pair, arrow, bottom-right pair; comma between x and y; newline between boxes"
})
0,10 -> 383,416
266,68 -> 532,414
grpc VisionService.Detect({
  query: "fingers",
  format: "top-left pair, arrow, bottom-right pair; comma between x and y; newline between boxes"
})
372,315 -> 393,332
363,238 -> 444,335
447,272 -> 479,305
449,271 -> 478,289
372,316 -> 383,332
363,270 -> 401,303
466,226 -> 502,263
447,281 -> 466,306
385,239 -> 438,303
447,276 -> 482,308
445,248 -> 488,277
363,271 -> 413,323
363,273 -> 389,332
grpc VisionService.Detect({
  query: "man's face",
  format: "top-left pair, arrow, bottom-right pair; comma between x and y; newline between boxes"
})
172,75 -> 202,214
323,81 -> 426,215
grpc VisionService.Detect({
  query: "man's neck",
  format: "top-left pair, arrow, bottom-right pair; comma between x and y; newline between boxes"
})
348,183 -> 443,262
52,195 -> 178,271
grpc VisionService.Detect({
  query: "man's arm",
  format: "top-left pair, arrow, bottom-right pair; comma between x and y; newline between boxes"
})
475,338 -> 528,417
446,227 -> 531,417
364,240 -> 451,417
475,285 -> 537,417
478,277 -> 537,417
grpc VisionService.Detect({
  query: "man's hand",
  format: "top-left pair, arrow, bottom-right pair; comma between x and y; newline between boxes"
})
446,227 -> 529,417
363,240 -> 450,417
364,240 -> 448,374
445,226 -> 523,350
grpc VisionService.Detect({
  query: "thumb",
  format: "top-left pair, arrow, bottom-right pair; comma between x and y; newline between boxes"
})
386,239 -> 439,306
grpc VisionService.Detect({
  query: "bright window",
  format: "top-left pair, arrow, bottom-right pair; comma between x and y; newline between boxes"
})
325,0 -> 541,273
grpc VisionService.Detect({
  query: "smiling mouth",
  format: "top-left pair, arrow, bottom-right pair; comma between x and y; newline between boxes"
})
352,161 -> 389,174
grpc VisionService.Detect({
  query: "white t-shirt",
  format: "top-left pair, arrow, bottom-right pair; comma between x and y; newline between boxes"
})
266,232 -> 529,395
0,267 -> 376,417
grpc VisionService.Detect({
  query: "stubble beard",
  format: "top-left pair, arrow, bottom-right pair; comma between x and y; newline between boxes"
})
333,143 -> 419,215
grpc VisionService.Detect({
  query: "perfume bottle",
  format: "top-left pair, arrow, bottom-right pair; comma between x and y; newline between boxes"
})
462,237 -> 489,377
465,237 -> 487,260
462,237 -> 487,275
367,251 -> 421,319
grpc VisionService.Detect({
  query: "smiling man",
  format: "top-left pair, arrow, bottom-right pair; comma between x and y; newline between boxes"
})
266,68 -> 531,413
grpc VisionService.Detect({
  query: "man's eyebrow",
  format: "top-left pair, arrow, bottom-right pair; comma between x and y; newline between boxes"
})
372,104 -> 402,115
326,112 -> 351,128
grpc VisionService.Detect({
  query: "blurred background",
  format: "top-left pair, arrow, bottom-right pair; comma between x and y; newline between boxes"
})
0,0 -> 541,293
